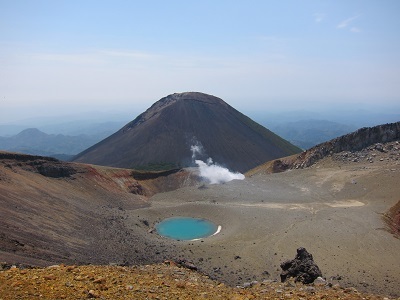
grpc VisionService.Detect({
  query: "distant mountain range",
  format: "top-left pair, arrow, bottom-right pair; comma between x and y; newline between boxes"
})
0,119 -> 361,160
0,119 -> 126,137
0,116 -> 366,162
0,128 -> 102,160
2,98 -> 396,162
73,92 -> 301,172
270,119 -> 356,150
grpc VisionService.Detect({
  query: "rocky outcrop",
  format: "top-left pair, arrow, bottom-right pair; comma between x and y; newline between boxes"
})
131,169 -> 181,180
280,247 -> 322,284
0,152 -> 77,178
36,162 -> 77,178
136,168 -> 200,197
249,122 -> 400,175
290,122 -> 400,169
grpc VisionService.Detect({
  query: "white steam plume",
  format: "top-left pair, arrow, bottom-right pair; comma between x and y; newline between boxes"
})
191,143 -> 245,184
191,144 -> 203,160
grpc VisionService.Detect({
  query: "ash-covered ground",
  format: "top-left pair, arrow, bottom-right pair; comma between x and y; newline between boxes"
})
132,143 -> 400,296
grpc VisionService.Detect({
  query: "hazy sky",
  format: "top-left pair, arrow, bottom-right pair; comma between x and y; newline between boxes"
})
1,1 -> 400,123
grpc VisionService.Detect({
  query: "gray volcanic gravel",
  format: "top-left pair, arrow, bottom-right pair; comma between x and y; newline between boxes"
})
131,153 -> 400,296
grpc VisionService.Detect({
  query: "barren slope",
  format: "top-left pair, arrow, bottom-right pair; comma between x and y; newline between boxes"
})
0,152 -> 198,267
73,92 -> 301,172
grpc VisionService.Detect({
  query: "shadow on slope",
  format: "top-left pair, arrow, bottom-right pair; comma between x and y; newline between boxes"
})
0,151 -> 199,267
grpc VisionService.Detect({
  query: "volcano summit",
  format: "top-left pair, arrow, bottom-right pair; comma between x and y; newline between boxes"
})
73,92 -> 300,172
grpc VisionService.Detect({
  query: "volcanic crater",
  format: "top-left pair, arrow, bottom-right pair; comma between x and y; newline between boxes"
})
1,94 -> 400,298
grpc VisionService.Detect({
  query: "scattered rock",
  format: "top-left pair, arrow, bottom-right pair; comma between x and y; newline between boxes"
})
262,270 -> 270,276
47,265 -> 61,269
283,277 -> 297,288
375,143 -> 385,152
0,262 -> 11,270
87,289 -> 100,298
140,219 -> 149,227
313,276 -> 326,286
43,274 -> 56,280
305,286 -> 316,293
242,282 -> 252,288
330,275 -> 342,281
344,287 -> 359,294
93,277 -> 106,284
175,259 -> 198,271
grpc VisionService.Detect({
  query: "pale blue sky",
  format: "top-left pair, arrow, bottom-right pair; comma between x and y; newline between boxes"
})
1,1 -> 399,123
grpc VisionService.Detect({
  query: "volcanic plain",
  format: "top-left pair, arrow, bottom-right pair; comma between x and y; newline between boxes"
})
139,142 -> 400,296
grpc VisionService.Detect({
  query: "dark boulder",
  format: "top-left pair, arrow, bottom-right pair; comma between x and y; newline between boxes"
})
280,247 -> 322,284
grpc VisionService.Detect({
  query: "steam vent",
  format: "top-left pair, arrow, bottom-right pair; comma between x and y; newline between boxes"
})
73,92 -> 301,172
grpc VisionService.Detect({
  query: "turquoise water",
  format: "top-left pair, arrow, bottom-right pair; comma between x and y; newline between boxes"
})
156,217 -> 218,240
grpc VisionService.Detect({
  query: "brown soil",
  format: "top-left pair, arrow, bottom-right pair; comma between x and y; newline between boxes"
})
0,263 -> 395,300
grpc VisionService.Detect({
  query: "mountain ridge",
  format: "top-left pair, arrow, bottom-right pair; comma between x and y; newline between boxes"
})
0,128 -> 102,160
270,119 -> 356,150
247,121 -> 400,175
